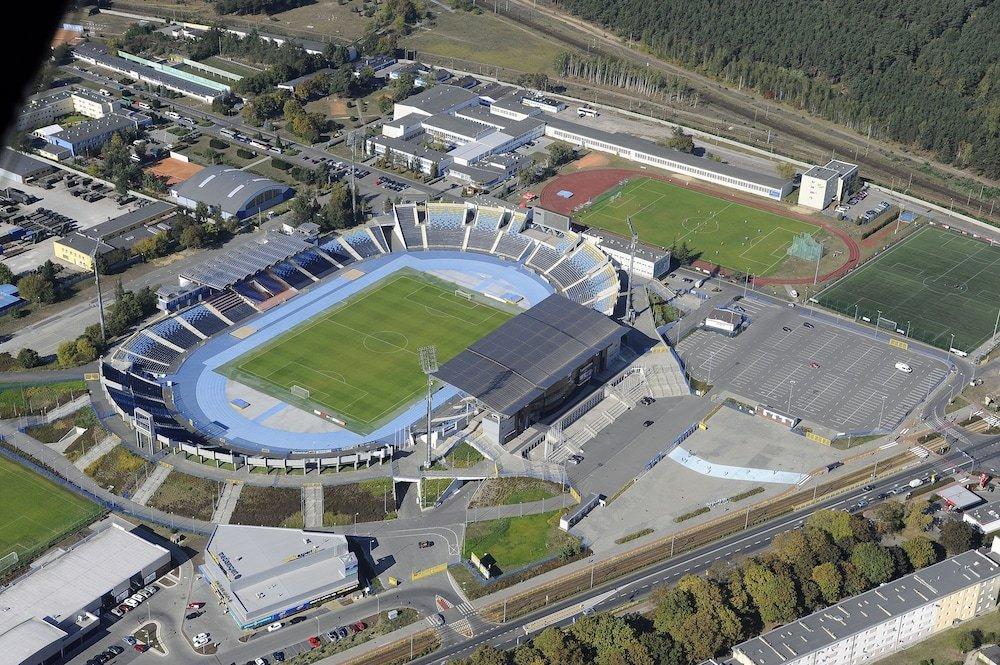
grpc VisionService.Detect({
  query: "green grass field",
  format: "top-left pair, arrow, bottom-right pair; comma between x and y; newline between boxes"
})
575,177 -> 824,275
816,226 -> 1000,352
0,456 -> 102,563
463,511 -> 581,572
223,271 -> 514,432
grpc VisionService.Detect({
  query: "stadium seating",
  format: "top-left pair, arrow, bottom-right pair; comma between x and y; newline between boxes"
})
465,228 -> 499,253
149,318 -> 200,351
425,203 -> 469,229
179,305 -> 228,337
396,217 -> 426,250
294,248 -> 338,278
566,244 -> 606,275
270,262 -> 313,290
252,272 -> 288,298
342,229 -> 383,258
494,232 -> 533,261
564,280 -> 594,303
121,334 -> 178,367
588,264 -> 618,296
472,207 -> 506,230
547,259 -> 586,290
234,281 -> 268,304
315,240 -> 353,267
591,294 -> 617,315
208,290 -> 257,323
527,244 -> 563,273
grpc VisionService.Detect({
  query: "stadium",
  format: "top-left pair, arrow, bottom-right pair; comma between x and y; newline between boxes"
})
98,201 -> 627,465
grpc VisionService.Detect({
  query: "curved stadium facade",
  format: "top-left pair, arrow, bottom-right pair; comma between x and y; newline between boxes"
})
99,201 -> 626,467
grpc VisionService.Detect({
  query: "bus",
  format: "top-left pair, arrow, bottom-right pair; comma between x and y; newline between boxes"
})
577,106 -> 599,118
220,128 -> 238,139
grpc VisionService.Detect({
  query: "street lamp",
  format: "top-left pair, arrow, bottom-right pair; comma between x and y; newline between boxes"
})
788,380 -> 795,411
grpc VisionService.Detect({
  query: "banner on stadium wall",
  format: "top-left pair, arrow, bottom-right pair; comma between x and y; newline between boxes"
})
889,338 -> 909,350
806,431 -> 833,446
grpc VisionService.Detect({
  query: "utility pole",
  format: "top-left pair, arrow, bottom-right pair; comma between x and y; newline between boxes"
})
418,346 -> 438,469
92,243 -> 106,340
625,217 -> 638,324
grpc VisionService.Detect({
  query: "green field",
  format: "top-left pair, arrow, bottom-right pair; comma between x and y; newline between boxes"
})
0,456 -> 102,563
575,177 -> 824,275
223,271 -> 514,432
816,226 -> 1000,352
463,511 -> 580,572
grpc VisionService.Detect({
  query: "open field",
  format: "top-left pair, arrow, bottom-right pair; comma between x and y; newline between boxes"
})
0,456 -> 102,562
816,226 -> 1000,352
222,270 -> 513,432
230,485 -> 303,528
147,471 -> 221,521
322,477 -> 395,525
874,608 -> 998,665
575,177 -> 825,275
463,511 -> 580,573
0,380 -> 86,419
468,477 -> 565,508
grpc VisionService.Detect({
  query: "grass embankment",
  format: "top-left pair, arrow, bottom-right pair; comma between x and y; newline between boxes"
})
323,477 -> 396,526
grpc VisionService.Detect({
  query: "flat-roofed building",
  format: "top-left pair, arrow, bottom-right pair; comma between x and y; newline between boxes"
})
53,200 -> 178,271
0,519 -> 170,665
0,148 -> 54,184
200,525 -> 359,629
47,113 -> 139,157
704,308 -> 743,336
392,84 -> 479,121
725,543 -> 1000,665
580,227 -> 671,279
964,500 -> 1000,533
798,159 -> 859,209
15,88 -> 120,132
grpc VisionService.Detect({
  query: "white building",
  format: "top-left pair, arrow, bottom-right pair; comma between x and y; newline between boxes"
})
15,88 -> 120,132
200,525 -> 359,629
0,519 -> 170,665
580,228 -> 671,279
965,500 -> 1000,533
704,308 -> 743,336
724,543 -> 1000,665
797,159 -> 859,209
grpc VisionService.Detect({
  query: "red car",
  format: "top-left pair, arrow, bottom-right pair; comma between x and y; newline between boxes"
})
353,621 -> 366,632
187,602 -> 205,609
134,644 -> 148,653
809,362 -> 820,369
308,636 -> 321,649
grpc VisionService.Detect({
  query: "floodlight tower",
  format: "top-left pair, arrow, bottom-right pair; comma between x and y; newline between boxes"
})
626,217 -> 638,325
418,345 -> 439,468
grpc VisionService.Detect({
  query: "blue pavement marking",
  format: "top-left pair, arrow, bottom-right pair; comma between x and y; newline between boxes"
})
253,401 -> 287,424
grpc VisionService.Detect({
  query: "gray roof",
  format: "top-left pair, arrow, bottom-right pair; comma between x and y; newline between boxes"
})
804,165 -> 839,181
583,227 -> 668,263
964,499 -> 1000,526
87,200 -> 176,239
279,67 -> 335,89
0,148 -> 53,178
436,294 -> 626,415
422,112 -> 490,139
56,232 -> 105,256
73,44 -> 222,100
707,308 -> 743,326
546,117 -> 790,190
398,85 -> 478,116
373,134 -> 449,162
0,521 -> 169,661
732,548 -> 1000,665
825,159 -> 859,177
52,113 -> 137,145
201,525 -> 358,624
172,165 -> 292,216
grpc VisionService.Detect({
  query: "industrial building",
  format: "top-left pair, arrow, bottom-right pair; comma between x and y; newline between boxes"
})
964,500 -> 1000,533
436,294 -> 627,444
53,200 -> 178,271
0,148 -> 55,184
797,159 -> 859,210
200,524 -> 359,629
15,88 -> 120,132
0,519 -> 170,665
170,165 -> 294,220
723,543 -> 1000,665
43,113 -> 140,157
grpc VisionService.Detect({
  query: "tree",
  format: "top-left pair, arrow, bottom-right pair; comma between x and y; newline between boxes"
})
321,183 -> 358,230
290,192 -> 319,226
811,562 -> 843,604
390,72 -> 416,102
956,630 -> 982,653
904,498 -> 934,532
661,126 -> 695,153
133,232 -> 170,260
669,240 -> 695,266
806,509 -> 854,543
17,348 -> 40,369
777,162 -> 797,180
17,274 -> 55,304
56,341 -> 78,368
548,142 -> 575,168
873,501 -> 905,534
850,542 -> 895,587
194,201 -> 209,223
180,224 -> 206,249
742,560 -> 800,624
939,520 -> 981,556
0,262 -> 14,285
468,643 -> 509,665
901,536 -> 939,570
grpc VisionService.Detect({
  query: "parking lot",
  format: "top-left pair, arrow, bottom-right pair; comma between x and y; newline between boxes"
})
676,300 -> 949,433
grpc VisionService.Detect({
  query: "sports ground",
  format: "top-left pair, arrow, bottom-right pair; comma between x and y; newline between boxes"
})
816,226 -> 1000,352
573,177 -> 825,275
0,456 -> 102,565
222,270 -> 514,432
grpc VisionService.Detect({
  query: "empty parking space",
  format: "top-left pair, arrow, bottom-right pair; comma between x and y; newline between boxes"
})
677,305 -> 947,432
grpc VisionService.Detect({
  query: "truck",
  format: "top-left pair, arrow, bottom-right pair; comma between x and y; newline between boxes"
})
908,478 -> 923,488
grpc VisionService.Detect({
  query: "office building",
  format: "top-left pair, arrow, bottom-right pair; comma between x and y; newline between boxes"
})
798,159 -> 859,210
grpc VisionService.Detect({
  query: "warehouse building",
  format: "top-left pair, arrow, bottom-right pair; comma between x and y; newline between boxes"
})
200,524 -> 359,629
436,294 -> 627,445
544,117 -> 794,201
0,148 -> 55,184
171,165 -> 294,220
797,159 -> 859,210
0,519 -> 170,665
964,500 -> 1000,533
73,44 -> 225,103
723,542 -> 1000,665
54,200 -> 178,271
45,113 -> 140,157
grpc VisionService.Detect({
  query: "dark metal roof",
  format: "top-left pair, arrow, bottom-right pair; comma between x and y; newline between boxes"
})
435,294 -> 626,415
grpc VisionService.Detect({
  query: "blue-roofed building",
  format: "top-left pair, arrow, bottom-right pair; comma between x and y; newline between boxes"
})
0,284 -> 25,316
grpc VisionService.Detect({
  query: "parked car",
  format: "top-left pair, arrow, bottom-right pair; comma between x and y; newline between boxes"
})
133,644 -> 148,653
338,626 -> 349,639
122,636 -> 137,646
782,326 -> 792,332
803,322 -> 814,329
430,614 -> 445,627
273,652 -> 286,662
266,622 -> 283,632
809,362 -> 820,369
418,540 -> 433,548
108,645 -> 124,656
353,621 -> 367,632
643,420 -> 654,427
308,636 -> 322,649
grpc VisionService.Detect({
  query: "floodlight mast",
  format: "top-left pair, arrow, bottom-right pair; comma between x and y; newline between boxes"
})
418,346 -> 439,468
626,217 -> 638,325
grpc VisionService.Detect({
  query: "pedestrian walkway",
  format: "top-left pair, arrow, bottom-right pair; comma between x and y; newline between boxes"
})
73,434 -> 118,471
212,480 -> 243,524
131,464 -> 172,506
668,445 -> 809,485
302,483 -> 324,528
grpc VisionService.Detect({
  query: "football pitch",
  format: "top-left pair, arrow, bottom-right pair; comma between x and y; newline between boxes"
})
0,456 -> 102,563
816,226 -> 1000,352
222,271 -> 514,432
574,177 -> 824,275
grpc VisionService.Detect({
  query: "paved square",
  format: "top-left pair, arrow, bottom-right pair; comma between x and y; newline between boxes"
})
676,302 -> 948,432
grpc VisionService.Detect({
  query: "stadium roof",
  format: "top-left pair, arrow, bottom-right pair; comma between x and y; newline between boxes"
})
436,295 -> 627,415
171,165 -> 293,217
201,525 -> 358,624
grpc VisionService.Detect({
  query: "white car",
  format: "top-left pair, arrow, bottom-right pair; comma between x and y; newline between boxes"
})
894,362 -> 912,373
266,622 -> 283,632
194,632 -> 210,641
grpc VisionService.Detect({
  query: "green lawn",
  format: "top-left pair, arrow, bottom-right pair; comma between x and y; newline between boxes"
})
463,511 -> 580,572
0,456 -> 102,563
575,177 -> 823,275
816,226 -> 1000,352
222,270 -> 514,432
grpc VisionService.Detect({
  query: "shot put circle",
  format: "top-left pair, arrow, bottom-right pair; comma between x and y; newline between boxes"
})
922,276 -> 967,293
363,330 -> 409,353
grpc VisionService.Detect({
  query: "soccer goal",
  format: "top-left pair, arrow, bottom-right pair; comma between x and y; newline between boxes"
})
290,385 -> 310,399
455,289 -> 474,301
0,551 -> 18,575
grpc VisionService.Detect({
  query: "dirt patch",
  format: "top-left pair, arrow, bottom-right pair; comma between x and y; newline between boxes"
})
328,97 -> 350,117
572,152 -> 610,170
51,29 -> 83,48
145,158 -> 203,186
